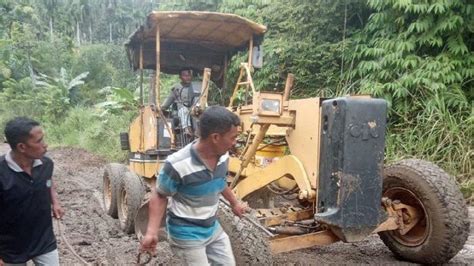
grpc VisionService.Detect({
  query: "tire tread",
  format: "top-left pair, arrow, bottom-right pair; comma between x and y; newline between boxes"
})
380,159 -> 469,263
218,202 -> 273,265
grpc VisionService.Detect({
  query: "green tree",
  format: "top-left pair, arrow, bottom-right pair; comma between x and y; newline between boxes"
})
348,0 -> 473,179
222,0 -> 368,97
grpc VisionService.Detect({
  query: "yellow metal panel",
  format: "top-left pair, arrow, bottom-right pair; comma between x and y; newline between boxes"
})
251,115 -> 295,126
286,98 -> 321,189
229,156 -> 295,190
229,154 -> 269,176
233,155 -> 314,200
142,106 -> 158,151
129,106 -> 158,153
230,98 -> 321,198
270,230 -> 339,254
257,208 -> 314,227
129,110 -> 143,153
235,106 -> 287,136
129,161 -> 160,178
228,156 -> 241,174
229,156 -> 280,178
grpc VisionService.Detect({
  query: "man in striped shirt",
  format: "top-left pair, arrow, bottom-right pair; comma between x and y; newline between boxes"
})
140,106 -> 246,265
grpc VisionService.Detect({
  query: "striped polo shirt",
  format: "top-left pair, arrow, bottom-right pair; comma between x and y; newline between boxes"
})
156,142 -> 228,247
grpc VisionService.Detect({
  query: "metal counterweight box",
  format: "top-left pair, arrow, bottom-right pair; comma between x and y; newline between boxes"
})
315,97 -> 387,242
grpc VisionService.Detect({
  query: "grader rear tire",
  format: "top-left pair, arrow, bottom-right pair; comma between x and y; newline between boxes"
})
379,159 -> 469,264
102,163 -> 126,218
218,202 -> 273,265
117,171 -> 145,234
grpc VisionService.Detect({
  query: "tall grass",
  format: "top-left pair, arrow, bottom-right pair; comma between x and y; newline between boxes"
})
385,104 -> 473,203
44,107 -> 136,162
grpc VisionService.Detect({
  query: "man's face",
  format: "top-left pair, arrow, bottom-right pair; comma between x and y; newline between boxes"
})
213,125 -> 239,156
180,70 -> 192,85
18,126 -> 48,159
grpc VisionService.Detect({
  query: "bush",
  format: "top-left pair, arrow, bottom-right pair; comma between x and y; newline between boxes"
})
44,106 -> 136,162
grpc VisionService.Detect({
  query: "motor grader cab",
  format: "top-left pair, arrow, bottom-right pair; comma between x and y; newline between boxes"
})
102,11 -> 469,265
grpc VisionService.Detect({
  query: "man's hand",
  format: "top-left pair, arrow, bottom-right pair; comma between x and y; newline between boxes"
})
184,127 -> 194,138
221,187 -> 248,218
52,203 -> 65,219
0,257 -> 4,266
231,201 -> 249,218
140,233 -> 159,256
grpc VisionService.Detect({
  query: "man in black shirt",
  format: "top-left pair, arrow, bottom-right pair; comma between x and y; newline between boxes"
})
161,68 -> 202,142
0,117 -> 64,265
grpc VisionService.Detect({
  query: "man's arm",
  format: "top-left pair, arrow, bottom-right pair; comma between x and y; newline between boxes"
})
50,179 -> 65,219
160,88 -> 177,111
140,187 -> 168,255
222,186 -> 246,218
140,162 -> 179,254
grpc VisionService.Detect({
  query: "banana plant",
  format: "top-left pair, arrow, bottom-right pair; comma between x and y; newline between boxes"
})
95,86 -> 139,116
34,68 -> 89,120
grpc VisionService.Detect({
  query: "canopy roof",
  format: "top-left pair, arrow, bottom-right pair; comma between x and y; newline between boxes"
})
125,11 -> 267,86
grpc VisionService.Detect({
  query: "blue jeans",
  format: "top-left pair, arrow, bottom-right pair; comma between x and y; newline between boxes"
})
170,231 -> 235,266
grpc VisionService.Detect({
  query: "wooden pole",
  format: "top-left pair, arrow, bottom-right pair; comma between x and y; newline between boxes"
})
228,66 -> 244,108
244,63 -> 256,94
155,26 -> 161,106
193,68 -> 211,116
139,44 -> 144,105
247,35 -> 253,68
154,25 -> 174,147
223,54 -> 228,91
283,73 -> 294,101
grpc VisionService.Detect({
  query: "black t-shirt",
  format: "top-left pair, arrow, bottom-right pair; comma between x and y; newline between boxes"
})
0,155 -> 57,263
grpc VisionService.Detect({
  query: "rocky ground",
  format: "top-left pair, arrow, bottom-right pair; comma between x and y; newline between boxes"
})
1,144 -> 473,265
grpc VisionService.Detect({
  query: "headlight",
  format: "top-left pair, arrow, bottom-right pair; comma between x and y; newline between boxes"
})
260,98 -> 280,114
252,92 -> 283,117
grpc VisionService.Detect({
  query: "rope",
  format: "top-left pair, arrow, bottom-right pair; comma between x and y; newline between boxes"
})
56,219 -> 91,265
136,251 -> 152,265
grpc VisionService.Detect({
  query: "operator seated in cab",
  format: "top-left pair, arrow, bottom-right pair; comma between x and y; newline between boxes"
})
160,68 -> 202,144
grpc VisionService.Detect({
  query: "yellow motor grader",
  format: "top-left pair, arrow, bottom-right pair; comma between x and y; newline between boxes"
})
102,11 -> 469,264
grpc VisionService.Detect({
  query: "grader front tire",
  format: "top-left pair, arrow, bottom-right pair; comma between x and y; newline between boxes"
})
102,163 -> 126,218
379,159 -> 469,264
218,202 -> 273,265
117,171 -> 145,234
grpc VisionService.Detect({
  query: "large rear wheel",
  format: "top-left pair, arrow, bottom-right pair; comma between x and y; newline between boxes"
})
117,171 -> 145,234
379,159 -> 469,264
102,163 -> 126,218
218,201 -> 273,265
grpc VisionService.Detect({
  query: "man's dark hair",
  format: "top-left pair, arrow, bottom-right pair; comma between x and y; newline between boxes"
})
4,117 -> 40,150
199,106 -> 240,139
179,67 -> 193,76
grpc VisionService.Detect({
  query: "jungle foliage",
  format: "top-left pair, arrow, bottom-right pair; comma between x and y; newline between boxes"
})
0,0 -> 472,200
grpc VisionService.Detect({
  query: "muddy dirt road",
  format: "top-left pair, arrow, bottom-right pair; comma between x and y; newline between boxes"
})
1,144 -> 473,264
